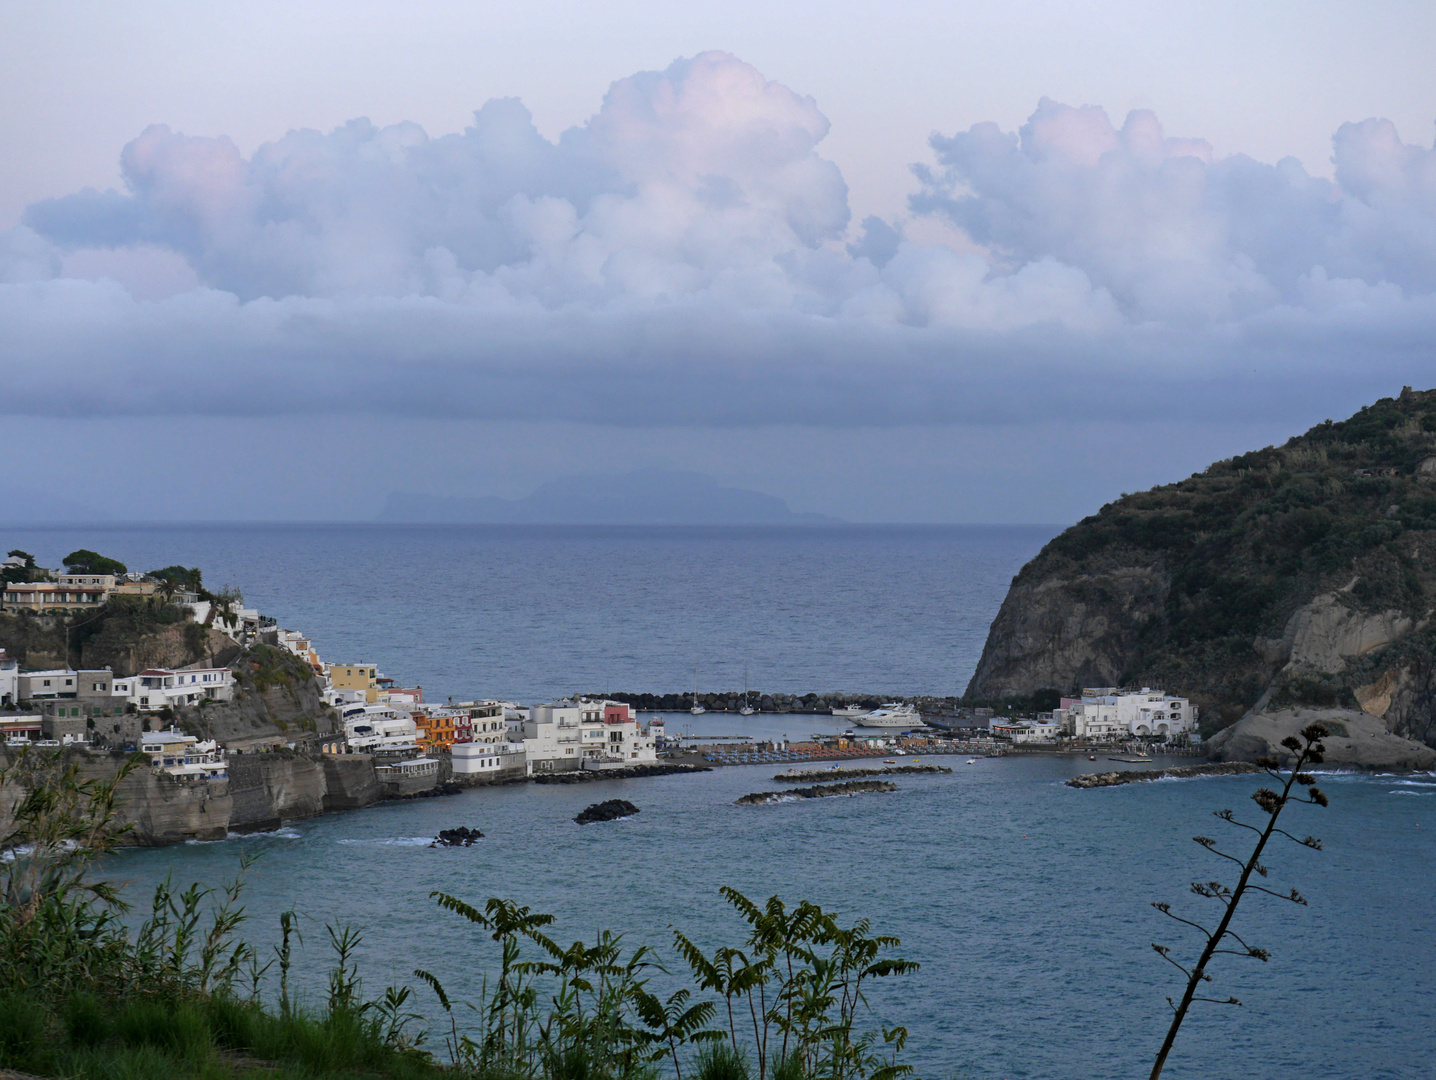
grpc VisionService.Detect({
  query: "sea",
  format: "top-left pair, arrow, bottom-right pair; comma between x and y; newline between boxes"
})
6,524 -> 1434,1078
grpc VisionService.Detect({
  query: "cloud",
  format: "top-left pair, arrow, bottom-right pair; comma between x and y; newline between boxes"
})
911,98 -> 1436,323
7,57 -> 1436,429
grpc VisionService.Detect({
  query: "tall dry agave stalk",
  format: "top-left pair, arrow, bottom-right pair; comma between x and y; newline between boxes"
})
1149,724 -> 1330,1080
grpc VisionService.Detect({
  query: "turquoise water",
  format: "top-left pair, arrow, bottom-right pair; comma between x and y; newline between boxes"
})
103,759 -> 1435,1079
8,524 -> 1432,1076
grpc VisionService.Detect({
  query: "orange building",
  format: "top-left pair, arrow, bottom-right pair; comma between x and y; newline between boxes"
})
415,709 -> 472,753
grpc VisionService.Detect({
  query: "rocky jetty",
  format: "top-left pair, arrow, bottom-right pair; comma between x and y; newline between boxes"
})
534,764 -> 709,784
431,826 -> 483,847
775,765 -> 950,782
737,780 -> 897,805
1066,762 -> 1261,789
574,799 -> 640,824
965,387 -> 1436,761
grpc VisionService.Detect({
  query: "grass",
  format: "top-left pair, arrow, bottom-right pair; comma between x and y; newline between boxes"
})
0,991 -> 447,1080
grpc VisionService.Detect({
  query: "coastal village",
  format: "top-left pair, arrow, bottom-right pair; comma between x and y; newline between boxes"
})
0,548 -> 1201,841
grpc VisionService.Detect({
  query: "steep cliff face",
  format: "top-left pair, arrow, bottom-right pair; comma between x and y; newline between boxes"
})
967,387 -> 1436,746
0,748 -> 408,846
179,645 -> 339,750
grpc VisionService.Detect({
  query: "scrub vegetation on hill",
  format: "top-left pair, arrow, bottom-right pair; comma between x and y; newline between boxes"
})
967,386 -> 1436,746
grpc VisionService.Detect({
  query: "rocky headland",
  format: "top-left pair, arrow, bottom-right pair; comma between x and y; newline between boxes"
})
966,387 -> 1436,770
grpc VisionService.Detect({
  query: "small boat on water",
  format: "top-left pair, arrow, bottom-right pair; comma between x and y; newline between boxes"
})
1088,755 -> 1098,761
690,665 -> 705,714
740,666 -> 755,715
883,759 -> 897,764
965,758 -> 979,764
855,703 -> 922,728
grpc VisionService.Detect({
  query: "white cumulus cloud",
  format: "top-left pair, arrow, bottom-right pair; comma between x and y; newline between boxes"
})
4,57 -> 1436,429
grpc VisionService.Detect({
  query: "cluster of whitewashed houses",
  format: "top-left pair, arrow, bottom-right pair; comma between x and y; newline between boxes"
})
1,563 -> 659,784
318,697 -> 661,781
989,687 -> 1198,744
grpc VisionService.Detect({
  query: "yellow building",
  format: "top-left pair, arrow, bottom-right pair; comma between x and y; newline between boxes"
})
329,663 -> 380,703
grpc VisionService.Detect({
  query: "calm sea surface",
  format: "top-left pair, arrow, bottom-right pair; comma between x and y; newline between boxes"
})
7,525 -> 1433,1077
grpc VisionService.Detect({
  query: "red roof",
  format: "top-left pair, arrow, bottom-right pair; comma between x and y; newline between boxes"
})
137,669 -> 175,676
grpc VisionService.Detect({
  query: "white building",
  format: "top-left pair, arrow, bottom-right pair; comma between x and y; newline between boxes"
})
188,600 -> 262,644
452,740 -> 525,776
521,702 -> 585,773
586,701 -> 659,767
340,705 -> 421,756
989,718 -> 1060,743
1055,688 -> 1197,741
132,667 -> 235,710
0,649 -> 17,706
17,670 -> 79,700
139,728 -> 228,779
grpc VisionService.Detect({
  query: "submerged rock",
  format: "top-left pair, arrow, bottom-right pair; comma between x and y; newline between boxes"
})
574,799 -> 640,824
431,826 -> 484,847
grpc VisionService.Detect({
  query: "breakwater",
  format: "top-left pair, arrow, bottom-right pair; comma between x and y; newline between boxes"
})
1065,761 -> 1261,789
532,763 -> 710,784
736,779 -> 897,805
775,764 -> 952,782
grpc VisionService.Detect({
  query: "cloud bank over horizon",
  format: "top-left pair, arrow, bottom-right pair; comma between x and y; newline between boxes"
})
5,51 -> 1436,428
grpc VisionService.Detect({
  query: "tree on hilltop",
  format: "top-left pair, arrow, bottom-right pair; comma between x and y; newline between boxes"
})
149,565 -> 204,593
62,550 -> 127,576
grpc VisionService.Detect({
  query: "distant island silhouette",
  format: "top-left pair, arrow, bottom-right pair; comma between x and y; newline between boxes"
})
378,470 -> 842,525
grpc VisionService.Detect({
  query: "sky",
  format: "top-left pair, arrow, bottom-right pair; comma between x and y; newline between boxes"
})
3,1 -> 1436,523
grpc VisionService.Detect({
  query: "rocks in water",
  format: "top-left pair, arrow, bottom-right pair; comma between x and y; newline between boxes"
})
737,780 -> 897,805
574,799 -> 641,824
1066,762 -> 1260,789
775,764 -> 950,782
534,764 -> 710,784
431,826 -> 484,847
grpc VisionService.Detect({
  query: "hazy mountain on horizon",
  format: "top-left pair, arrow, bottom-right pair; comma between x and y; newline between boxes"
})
378,470 -> 842,525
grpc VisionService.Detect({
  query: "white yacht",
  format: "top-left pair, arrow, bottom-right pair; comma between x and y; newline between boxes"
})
856,703 -> 923,729
831,704 -> 869,718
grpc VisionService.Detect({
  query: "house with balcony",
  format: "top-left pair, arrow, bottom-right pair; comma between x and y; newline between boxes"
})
3,582 -> 108,613
1052,688 -> 1197,741
139,728 -> 228,780
583,701 -> 659,769
132,666 -> 235,710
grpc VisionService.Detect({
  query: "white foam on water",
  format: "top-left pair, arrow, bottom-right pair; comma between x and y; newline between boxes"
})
337,836 -> 435,846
